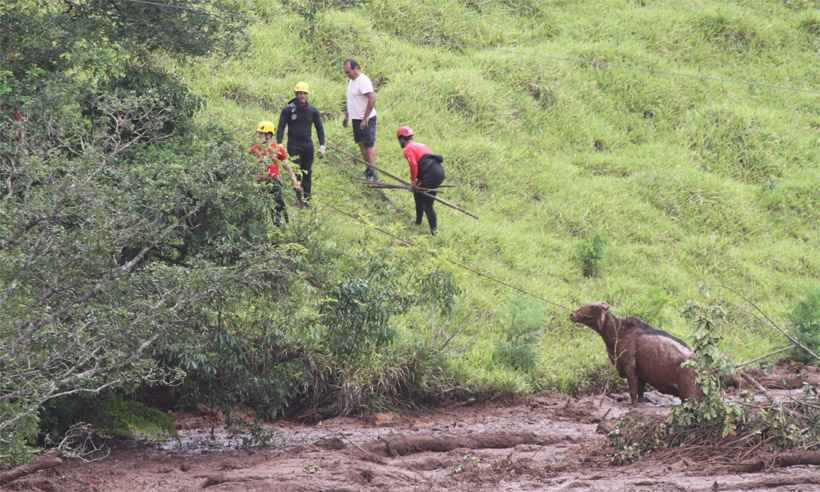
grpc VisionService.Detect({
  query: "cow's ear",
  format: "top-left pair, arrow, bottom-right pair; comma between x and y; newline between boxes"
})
601,302 -> 609,310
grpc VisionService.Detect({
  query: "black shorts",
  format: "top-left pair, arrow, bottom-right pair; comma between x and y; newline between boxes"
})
352,116 -> 377,148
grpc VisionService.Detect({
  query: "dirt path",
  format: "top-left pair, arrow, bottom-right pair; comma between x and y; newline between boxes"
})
6,387 -> 819,492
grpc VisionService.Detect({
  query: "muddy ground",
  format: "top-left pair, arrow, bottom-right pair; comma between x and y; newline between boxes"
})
6,362 -> 820,491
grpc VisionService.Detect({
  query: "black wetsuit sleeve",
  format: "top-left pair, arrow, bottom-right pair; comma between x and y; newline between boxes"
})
276,107 -> 288,144
313,107 -> 325,146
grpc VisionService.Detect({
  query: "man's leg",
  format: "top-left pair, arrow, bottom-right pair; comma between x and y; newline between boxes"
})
299,146 -> 314,201
413,192 -> 424,225
272,182 -> 288,226
353,119 -> 374,180
364,117 -> 377,179
364,146 -> 376,171
423,192 -> 437,234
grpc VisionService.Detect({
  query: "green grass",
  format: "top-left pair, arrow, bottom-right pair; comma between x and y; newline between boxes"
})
170,0 -> 818,394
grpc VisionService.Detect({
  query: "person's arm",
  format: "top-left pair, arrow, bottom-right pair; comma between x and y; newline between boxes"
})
277,145 -> 300,189
314,108 -> 326,155
360,92 -> 375,128
343,83 -> 349,128
275,108 -> 287,144
281,160 -> 301,190
405,149 -> 419,186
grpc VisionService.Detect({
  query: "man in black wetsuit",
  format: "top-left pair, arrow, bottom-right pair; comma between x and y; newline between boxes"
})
276,82 -> 325,204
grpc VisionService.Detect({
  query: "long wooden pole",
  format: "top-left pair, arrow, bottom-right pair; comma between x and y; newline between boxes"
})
328,143 -> 479,220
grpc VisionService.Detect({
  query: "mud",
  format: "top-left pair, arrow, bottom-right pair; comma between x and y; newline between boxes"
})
5,362 -> 819,491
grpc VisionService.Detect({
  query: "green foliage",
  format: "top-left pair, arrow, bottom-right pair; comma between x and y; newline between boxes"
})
0,0 -> 272,465
153,324 -> 300,420
789,287 -> 820,363
416,269 -> 461,315
0,404 -> 39,469
40,394 -> 174,444
492,297 -> 544,373
97,398 -> 176,440
576,232 -> 606,278
321,260 -> 407,361
669,305 -> 741,435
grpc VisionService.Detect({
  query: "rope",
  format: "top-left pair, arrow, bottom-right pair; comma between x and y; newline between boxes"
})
321,202 -> 413,247
316,197 -> 573,313
312,142 -> 573,312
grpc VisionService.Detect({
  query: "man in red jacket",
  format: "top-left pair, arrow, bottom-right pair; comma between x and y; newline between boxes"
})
397,126 -> 445,235
250,121 -> 301,226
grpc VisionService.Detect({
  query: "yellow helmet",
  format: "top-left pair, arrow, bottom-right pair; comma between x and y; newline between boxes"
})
256,121 -> 276,133
293,81 -> 310,94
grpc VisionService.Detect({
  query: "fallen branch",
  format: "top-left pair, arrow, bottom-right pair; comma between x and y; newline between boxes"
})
199,473 -> 270,489
709,476 -> 820,491
0,453 -> 63,485
367,432 -> 564,457
730,451 -> 820,473
365,181 -> 456,192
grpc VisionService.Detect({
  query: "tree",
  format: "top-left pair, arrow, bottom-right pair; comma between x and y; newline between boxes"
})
0,1 -> 291,466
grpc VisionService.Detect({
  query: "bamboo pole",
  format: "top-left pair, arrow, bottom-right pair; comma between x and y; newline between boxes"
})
328,143 -> 479,220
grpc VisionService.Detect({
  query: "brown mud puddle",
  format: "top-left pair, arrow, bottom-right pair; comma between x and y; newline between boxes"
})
6,361 -> 820,491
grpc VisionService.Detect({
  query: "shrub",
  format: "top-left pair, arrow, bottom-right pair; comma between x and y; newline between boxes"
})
321,260 -> 409,361
492,297 -> 545,373
40,394 -> 175,447
789,287 -> 820,363
576,232 -> 606,278
416,269 -> 462,315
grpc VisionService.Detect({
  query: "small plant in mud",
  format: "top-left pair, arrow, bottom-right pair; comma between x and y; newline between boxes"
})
452,453 -> 482,474
226,417 -> 280,449
304,463 -> 321,474
789,287 -> 820,364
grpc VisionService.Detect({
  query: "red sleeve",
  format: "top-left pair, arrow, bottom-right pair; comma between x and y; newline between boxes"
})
404,146 -> 419,185
276,145 -> 288,161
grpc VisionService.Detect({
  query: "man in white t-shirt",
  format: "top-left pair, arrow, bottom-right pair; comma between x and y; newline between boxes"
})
343,59 -> 378,181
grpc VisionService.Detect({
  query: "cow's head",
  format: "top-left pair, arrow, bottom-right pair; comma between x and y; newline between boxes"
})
569,302 -> 610,332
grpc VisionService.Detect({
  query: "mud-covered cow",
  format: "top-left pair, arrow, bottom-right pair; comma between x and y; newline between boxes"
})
570,302 -> 702,404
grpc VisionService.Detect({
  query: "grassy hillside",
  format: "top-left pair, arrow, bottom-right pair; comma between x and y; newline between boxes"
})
171,0 -> 818,393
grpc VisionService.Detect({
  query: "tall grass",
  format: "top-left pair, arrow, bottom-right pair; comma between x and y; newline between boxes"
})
172,0 -> 818,394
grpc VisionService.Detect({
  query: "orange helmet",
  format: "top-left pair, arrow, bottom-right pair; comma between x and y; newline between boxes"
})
396,126 -> 414,139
